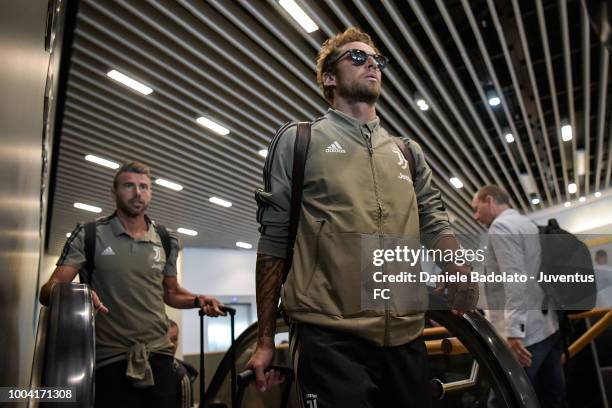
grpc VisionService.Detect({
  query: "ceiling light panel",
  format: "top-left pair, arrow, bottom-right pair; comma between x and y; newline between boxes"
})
74,202 -> 102,213
106,69 -> 153,95
155,178 -> 183,191
177,227 -> 198,236
278,0 -> 319,33
84,154 -> 120,169
196,116 -> 230,135
209,196 -> 232,207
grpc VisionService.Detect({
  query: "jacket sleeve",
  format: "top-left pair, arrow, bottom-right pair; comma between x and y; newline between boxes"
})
256,123 -> 297,258
404,139 -> 454,249
488,221 -> 528,338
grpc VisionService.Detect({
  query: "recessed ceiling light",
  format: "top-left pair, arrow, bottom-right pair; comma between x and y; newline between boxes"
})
155,178 -> 183,191
85,154 -> 120,169
567,183 -> 577,194
488,96 -> 500,106
196,116 -> 230,135
106,70 -> 153,95
594,191 -> 602,198
531,197 -> 540,205
209,196 -> 232,208
74,202 -> 102,213
579,196 -> 586,202
449,177 -> 463,189
564,201 -> 571,207
561,124 -> 573,142
278,0 -> 319,33
258,149 -> 268,158
416,99 -> 429,111
504,133 -> 514,143
236,241 -> 253,249
177,227 -> 198,236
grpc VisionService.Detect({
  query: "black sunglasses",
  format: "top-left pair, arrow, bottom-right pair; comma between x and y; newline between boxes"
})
329,48 -> 389,70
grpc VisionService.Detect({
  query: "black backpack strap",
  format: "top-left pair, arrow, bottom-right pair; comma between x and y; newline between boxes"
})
393,137 -> 417,182
83,221 -> 96,285
155,224 -> 172,260
283,121 -> 311,283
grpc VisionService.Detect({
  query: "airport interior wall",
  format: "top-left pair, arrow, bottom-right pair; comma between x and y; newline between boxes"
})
0,0 -> 52,387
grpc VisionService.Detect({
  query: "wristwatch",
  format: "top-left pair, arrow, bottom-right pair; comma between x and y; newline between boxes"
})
193,295 -> 201,308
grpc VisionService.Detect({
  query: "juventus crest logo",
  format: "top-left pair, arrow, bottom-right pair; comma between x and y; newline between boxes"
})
153,246 -> 162,262
392,147 -> 408,169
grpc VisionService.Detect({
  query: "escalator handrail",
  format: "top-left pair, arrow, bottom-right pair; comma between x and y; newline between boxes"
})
206,292 -> 539,407
31,283 -> 95,407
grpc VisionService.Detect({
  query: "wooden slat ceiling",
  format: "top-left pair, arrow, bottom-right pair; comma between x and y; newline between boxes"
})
48,0 -> 611,254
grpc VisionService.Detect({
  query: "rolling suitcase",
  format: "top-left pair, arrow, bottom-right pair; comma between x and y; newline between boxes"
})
199,305 -> 236,408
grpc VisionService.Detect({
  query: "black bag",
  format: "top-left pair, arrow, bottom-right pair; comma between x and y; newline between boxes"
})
538,218 -> 597,311
79,220 -> 172,285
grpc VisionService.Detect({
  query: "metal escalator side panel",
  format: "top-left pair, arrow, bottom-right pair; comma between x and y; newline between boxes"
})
29,307 -> 49,408
41,283 -> 95,407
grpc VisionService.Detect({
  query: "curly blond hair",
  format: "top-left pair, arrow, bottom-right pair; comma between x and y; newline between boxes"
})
316,27 -> 380,103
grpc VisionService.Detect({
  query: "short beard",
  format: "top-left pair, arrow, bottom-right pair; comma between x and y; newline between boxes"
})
336,75 -> 380,105
116,199 -> 148,217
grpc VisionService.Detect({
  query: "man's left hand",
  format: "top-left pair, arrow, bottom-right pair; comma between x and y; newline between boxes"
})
196,295 -> 226,317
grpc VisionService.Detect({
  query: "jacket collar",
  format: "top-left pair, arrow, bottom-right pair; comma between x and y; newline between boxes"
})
110,211 -> 156,242
327,108 -> 380,133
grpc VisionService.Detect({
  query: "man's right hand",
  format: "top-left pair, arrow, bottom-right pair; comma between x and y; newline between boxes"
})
92,290 -> 109,314
246,338 -> 281,392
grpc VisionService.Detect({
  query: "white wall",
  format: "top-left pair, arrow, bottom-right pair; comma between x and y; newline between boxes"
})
180,247 -> 257,354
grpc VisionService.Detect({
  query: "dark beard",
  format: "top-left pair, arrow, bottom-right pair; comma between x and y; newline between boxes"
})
337,77 -> 380,105
116,198 -> 148,217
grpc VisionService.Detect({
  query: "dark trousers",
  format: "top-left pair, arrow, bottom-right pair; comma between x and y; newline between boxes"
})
525,331 -> 567,408
95,353 -> 176,408
290,324 -> 431,408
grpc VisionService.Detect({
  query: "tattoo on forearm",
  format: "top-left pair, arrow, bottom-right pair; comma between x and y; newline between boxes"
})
255,254 -> 285,340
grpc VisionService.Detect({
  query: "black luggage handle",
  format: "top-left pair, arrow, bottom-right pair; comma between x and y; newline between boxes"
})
199,305 -> 237,408
236,365 -> 294,386
236,366 -> 294,408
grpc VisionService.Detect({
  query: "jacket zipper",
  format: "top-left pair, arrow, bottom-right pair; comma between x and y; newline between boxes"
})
362,127 -> 391,346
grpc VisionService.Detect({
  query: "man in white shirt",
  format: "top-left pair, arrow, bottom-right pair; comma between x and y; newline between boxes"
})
472,185 -> 565,408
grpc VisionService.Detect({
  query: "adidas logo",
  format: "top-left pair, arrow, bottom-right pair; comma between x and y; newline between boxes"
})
101,246 -> 115,256
325,141 -> 346,153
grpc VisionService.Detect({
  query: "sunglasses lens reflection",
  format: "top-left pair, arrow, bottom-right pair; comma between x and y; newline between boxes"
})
350,50 -> 387,70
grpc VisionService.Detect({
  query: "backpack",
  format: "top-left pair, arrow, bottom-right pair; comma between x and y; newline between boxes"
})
282,122 -> 417,282
79,220 -> 172,285
538,218 -> 597,311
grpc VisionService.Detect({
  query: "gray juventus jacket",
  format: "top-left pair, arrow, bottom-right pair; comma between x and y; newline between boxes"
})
256,108 -> 454,346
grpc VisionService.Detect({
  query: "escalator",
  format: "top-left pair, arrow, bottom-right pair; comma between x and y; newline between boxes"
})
204,291 -> 539,408
30,283 -> 95,407
27,283 -> 538,407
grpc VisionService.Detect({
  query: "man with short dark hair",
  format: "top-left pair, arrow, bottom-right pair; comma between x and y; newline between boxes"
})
247,27 -> 477,407
40,161 -> 224,408
472,185 -> 565,408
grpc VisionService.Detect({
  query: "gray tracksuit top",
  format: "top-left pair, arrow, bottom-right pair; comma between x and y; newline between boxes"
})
256,108 -> 453,346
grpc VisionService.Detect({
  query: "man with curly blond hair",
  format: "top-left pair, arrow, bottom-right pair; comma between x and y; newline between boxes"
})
247,27 -> 477,407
